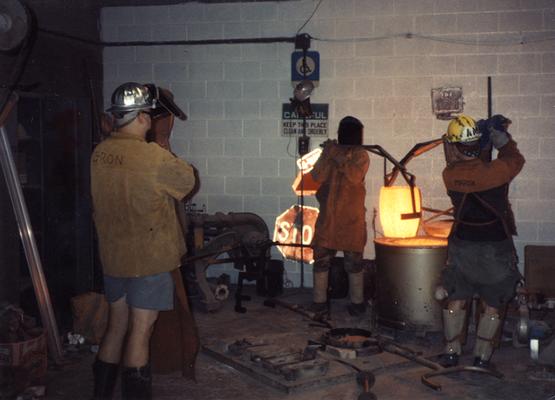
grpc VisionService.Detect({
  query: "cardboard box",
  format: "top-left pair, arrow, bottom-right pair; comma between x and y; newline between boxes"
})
0,329 -> 47,385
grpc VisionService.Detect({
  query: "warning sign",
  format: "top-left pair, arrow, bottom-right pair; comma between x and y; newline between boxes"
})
281,103 -> 329,137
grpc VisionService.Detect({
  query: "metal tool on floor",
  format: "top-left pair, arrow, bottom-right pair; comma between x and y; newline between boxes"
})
263,298 -> 333,328
356,370 -> 377,400
379,341 -> 504,391
307,339 -> 378,400
317,328 -> 504,392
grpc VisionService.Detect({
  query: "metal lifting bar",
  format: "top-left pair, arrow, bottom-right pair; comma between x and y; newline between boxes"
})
0,100 -> 64,364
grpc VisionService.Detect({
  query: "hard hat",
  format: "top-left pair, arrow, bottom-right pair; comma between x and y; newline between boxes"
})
107,82 -> 157,127
446,115 -> 481,144
107,82 -> 156,114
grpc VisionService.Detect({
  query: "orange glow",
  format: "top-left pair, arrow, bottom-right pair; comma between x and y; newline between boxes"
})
375,236 -> 447,247
273,205 -> 319,263
379,186 -> 422,238
422,219 -> 453,238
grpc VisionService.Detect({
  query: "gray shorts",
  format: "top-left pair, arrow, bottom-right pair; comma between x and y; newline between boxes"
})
103,272 -> 174,311
441,238 -> 521,309
313,247 -> 363,273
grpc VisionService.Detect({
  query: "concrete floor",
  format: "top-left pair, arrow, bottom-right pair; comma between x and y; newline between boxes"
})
46,286 -> 555,400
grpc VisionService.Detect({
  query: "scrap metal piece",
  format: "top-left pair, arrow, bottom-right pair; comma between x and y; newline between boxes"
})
262,352 -> 304,373
421,365 -> 504,391
281,359 -> 329,381
227,337 -> 269,356
322,328 -> 376,349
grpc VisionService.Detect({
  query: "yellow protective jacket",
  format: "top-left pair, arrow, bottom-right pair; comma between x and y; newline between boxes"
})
310,144 -> 369,253
91,132 -> 196,277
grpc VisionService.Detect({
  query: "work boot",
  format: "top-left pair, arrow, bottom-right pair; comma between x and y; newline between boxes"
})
439,308 -> 466,367
473,313 -> 501,369
121,364 -> 152,400
439,353 -> 459,368
473,357 -> 490,369
92,359 -> 119,400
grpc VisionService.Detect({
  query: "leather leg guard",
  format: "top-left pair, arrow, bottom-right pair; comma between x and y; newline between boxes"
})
348,271 -> 364,305
121,365 -> 152,400
312,271 -> 329,304
473,313 -> 501,362
442,308 -> 466,355
92,359 -> 119,400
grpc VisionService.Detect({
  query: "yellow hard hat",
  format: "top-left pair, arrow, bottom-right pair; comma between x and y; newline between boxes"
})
446,115 -> 481,144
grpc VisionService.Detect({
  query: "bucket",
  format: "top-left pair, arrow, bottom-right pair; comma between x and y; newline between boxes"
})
374,237 -> 447,332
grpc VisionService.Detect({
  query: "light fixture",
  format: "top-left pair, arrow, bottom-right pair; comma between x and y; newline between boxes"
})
292,80 -> 314,119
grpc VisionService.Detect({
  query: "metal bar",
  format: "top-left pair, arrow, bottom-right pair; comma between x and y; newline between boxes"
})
38,28 -> 296,47
421,365 -> 503,391
487,76 -> 492,119
0,124 -> 64,364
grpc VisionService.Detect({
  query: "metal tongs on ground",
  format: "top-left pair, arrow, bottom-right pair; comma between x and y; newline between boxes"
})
375,337 -> 504,391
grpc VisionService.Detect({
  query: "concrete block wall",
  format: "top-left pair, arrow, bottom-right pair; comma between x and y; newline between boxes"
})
101,0 -> 555,286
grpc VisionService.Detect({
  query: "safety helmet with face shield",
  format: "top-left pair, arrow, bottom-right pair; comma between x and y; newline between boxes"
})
107,82 -> 158,128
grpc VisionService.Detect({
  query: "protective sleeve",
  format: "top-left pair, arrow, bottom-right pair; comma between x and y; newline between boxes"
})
310,148 -> 334,184
336,149 -> 370,184
156,152 -> 196,200
443,138 -> 525,193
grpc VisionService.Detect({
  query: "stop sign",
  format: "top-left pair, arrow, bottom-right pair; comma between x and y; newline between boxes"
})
273,205 -> 319,263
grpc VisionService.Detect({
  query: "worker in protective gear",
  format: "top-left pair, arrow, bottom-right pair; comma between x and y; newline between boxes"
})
91,82 -> 196,400
438,114 -> 525,369
310,116 -> 370,317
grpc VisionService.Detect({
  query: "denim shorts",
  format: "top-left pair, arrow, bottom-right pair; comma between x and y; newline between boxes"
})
441,238 -> 521,309
103,272 -> 174,311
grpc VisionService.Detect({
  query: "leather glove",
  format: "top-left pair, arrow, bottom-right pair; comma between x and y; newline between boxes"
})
488,114 -> 512,132
320,139 -> 337,158
487,114 -> 511,149
489,127 -> 509,149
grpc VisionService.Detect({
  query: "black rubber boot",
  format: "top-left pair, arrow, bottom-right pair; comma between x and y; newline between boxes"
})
438,353 -> 459,368
473,357 -> 490,369
92,359 -> 119,400
121,364 -> 152,400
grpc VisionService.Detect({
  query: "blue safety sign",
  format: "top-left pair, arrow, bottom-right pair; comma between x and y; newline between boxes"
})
291,51 -> 320,82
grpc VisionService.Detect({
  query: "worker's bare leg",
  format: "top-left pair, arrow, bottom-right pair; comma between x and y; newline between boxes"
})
123,307 -> 159,367
93,297 -> 128,399
98,297 -> 129,363
121,307 -> 159,400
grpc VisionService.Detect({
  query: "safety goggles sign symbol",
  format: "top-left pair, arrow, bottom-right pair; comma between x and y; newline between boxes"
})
291,51 -> 320,82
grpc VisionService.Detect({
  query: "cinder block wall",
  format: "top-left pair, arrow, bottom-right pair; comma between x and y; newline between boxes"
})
101,0 -> 555,286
